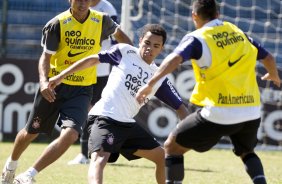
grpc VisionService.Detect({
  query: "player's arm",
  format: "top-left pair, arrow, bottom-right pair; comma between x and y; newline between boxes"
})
38,52 -> 54,102
136,36 -> 201,104
246,35 -> 281,87
260,54 -> 281,87
135,54 -> 183,104
48,55 -> 101,89
176,104 -> 189,121
149,53 -> 183,87
49,45 -> 122,89
112,27 -> 133,46
154,78 -> 189,120
39,17 -> 60,102
101,14 -> 133,46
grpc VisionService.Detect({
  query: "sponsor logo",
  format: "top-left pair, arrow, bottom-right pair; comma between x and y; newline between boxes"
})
64,73 -> 84,82
228,55 -> 244,67
64,30 -> 95,50
125,73 -> 143,97
63,17 -> 72,24
127,50 -> 136,54
90,17 -> 99,23
67,50 -> 86,57
218,93 -> 255,104
64,60 -> 75,65
166,80 -> 182,101
212,31 -> 244,49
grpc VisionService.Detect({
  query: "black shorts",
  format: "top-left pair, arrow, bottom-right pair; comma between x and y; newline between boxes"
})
91,76 -> 108,106
87,115 -> 160,162
173,109 -> 260,156
25,84 -> 93,135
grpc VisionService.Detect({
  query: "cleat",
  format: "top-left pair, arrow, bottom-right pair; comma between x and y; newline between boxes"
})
13,173 -> 35,184
1,168 -> 15,184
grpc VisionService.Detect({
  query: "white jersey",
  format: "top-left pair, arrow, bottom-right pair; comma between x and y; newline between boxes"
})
88,43 -> 183,122
91,0 -> 118,77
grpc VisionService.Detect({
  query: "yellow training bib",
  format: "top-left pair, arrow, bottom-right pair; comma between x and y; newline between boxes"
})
48,9 -> 103,86
190,22 -> 260,107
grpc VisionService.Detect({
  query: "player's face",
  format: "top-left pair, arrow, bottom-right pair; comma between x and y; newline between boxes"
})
70,0 -> 91,17
139,32 -> 164,64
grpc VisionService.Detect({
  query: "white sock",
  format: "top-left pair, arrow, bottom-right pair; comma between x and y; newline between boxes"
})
25,167 -> 38,177
5,156 -> 18,170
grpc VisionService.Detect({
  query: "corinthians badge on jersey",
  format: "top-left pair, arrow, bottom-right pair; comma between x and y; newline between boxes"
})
107,133 -> 114,145
32,117 -> 41,129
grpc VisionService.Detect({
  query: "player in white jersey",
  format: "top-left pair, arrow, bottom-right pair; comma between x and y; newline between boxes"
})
48,24 -> 188,184
68,0 -> 119,165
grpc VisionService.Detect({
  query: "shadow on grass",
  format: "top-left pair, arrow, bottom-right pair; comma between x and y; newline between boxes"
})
109,163 -> 214,173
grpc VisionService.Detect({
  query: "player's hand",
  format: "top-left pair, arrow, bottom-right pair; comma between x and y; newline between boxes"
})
261,73 -> 281,87
40,81 -> 56,103
135,84 -> 152,104
48,75 -> 63,90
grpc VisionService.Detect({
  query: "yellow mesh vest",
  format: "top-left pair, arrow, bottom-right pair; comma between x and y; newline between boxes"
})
48,9 -> 103,86
190,22 -> 260,107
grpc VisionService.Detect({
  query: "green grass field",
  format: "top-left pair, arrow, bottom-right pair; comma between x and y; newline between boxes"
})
0,142 -> 281,184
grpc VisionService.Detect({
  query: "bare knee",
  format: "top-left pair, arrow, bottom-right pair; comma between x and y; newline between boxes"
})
152,147 -> 165,165
164,134 -> 177,154
17,128 -> 38,142
60,128 -> 79,144
134,147 -> 165,166
164,134 -> 188,155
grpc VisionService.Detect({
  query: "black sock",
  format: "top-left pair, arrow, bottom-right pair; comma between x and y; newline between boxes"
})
165,155 -> 184,184
81,140 -> 88,157
243,153 -> 267,184
81,124 -> 89,157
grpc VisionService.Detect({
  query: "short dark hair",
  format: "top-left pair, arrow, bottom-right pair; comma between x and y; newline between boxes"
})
139,24 -> 167,45
192,0 -> 219,21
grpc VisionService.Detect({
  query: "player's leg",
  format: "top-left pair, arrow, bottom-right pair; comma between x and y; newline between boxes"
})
120,123 -> 166,184
14,85 -> 91,183
81,122 -> 90,159
34,127 -> 79,171
88,151 -> 111,184
2,130 -> 38,184
163,133 -> 188,184
13,127 -> 79,184
230,118 -> 267,184
68,78 -> 107,165
87,115 -> 127,184
34,86 -> 91,169
164,110 -> 222,184
134,147 -> 165,184
2,88 -> 59,184
68,123 -> 90,165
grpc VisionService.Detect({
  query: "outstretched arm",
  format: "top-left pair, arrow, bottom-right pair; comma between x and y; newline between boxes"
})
136,53 -> 183,104
260,53 -> 281,87
175,104 -> 189,120
48,55 -> 100,89
113,27 -> 133,46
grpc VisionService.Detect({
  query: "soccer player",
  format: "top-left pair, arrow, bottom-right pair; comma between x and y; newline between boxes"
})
68,0 -> 119,165
1,0 -> 132,183
48,24 -> 188,184
135,0 -> 281,184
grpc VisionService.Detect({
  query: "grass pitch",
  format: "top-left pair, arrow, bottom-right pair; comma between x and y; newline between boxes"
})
0,142 -> 281,184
